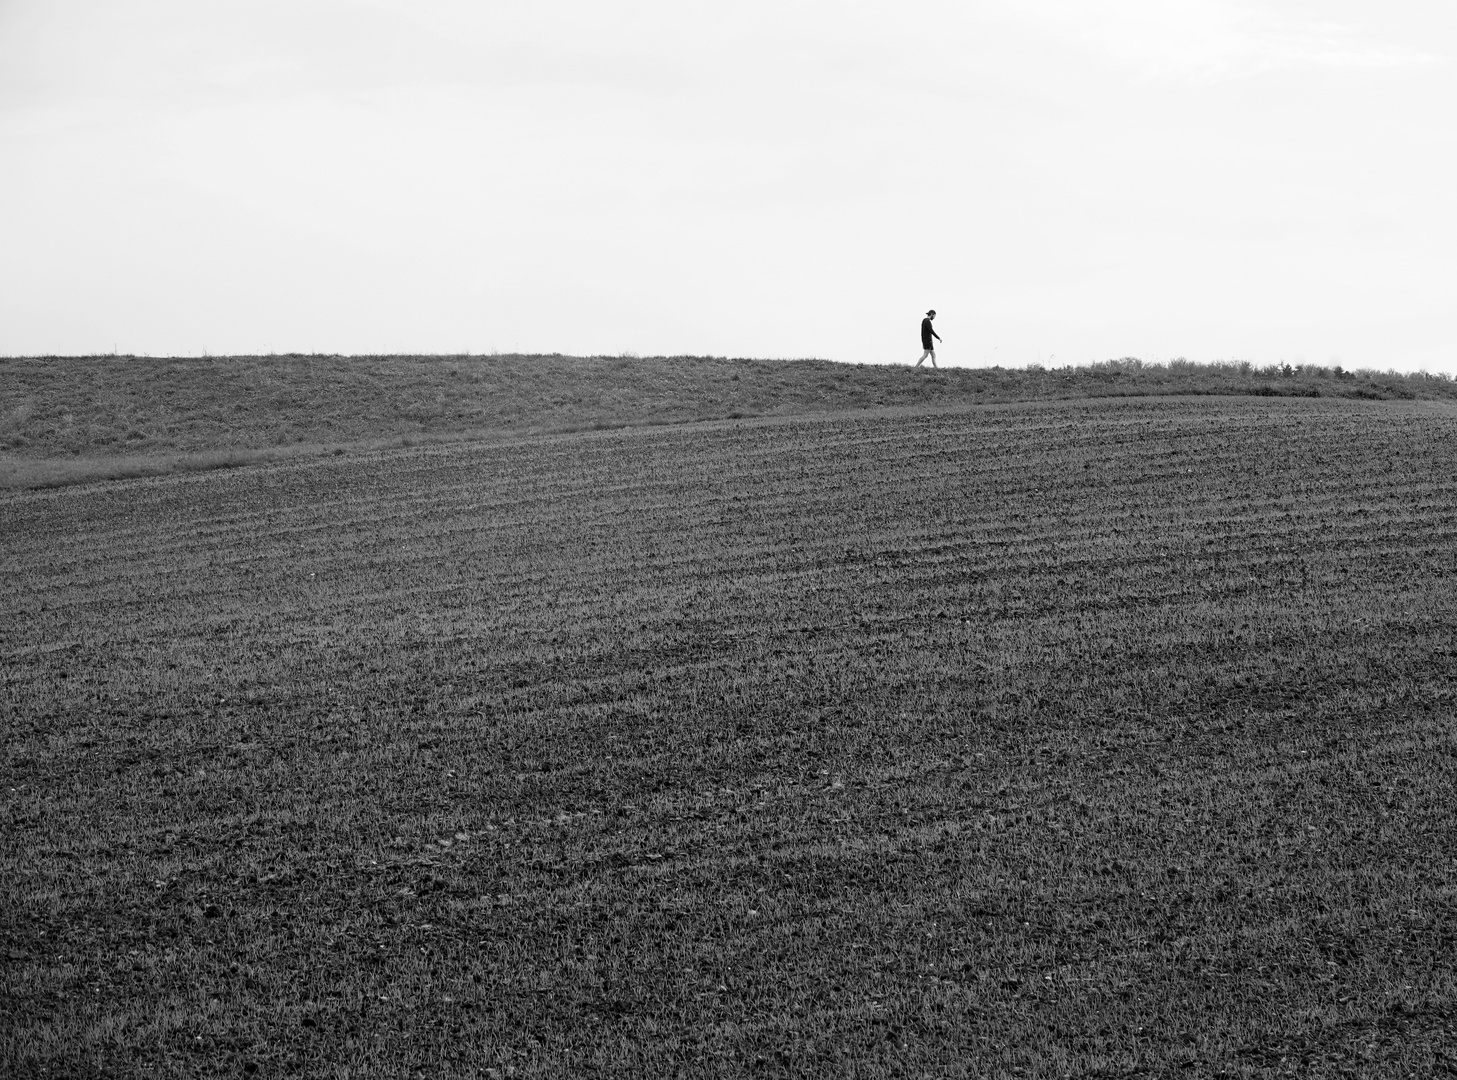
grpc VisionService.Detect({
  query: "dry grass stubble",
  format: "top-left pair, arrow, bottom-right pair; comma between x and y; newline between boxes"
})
3,352 -> 1453,490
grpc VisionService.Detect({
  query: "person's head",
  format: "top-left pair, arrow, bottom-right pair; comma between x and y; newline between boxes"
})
926,309 -> 936,319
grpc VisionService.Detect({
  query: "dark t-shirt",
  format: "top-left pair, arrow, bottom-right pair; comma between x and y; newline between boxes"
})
921,318 -> 939,349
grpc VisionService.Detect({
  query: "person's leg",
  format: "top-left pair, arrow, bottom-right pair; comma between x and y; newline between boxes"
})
928,350 -> 937,368
916,349 -> 930,366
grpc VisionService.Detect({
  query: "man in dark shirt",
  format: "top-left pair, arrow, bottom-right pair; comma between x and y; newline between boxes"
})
916,309 -> 941,368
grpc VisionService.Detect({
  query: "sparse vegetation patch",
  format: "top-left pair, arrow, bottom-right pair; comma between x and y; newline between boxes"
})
2,353 -> 1452,489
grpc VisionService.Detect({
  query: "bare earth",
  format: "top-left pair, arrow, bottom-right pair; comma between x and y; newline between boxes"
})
3,392 -> 1456,1076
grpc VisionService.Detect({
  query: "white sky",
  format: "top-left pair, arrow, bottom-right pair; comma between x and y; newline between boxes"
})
1,0 -> 1453,370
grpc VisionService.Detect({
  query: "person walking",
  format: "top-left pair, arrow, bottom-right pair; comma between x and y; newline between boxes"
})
916,309 -> 940,368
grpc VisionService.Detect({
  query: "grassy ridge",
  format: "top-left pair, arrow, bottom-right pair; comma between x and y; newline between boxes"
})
2,353 -> 1453,488
4,396 -> 1456,1076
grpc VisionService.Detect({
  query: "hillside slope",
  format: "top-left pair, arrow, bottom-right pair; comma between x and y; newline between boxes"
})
4,395 -> 1455,1075
2,352 -> 1453,488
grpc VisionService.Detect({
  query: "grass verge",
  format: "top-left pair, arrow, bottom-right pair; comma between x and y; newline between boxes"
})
3,353 -> 1453,489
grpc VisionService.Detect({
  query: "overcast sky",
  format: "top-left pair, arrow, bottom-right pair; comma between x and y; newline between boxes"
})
2,0 -> 1453,370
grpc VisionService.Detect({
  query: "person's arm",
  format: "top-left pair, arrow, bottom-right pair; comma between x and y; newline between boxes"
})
932,326 -> 942,341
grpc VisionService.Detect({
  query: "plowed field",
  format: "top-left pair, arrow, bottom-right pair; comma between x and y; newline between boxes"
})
3,395 -> 1456,1077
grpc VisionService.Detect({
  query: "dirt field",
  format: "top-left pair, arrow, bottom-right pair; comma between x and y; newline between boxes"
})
3,395 -> 1456,1077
